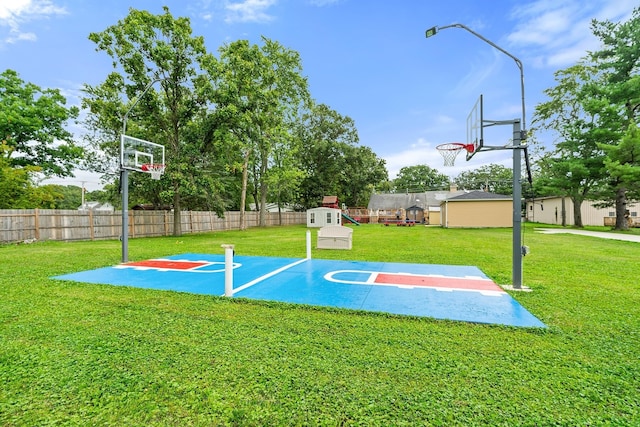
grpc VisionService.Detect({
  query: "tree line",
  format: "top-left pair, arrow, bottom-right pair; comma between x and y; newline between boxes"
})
532,7 -> 640,230
2,7 -> 639,232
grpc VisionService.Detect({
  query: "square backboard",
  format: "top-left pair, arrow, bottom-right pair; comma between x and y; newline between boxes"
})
120,134 -> 165,173
466,94 -> 483,161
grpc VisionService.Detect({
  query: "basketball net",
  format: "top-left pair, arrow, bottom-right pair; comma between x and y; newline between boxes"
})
436,143 -> 474,167
141,164 -> 165,180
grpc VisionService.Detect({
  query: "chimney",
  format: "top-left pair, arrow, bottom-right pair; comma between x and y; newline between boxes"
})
449,183 -> 458,192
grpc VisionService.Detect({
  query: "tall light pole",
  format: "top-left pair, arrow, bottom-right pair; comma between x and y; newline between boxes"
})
426,23 -> 529,289
120,77 -> 165,263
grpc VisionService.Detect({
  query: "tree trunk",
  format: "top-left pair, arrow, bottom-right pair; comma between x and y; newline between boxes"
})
561,197 -> 566,227
172,185 -> 182,237
570,196 -> 584,228
239,150 -> 250,231
615,187 -> 629,231
259,149 -> 268,227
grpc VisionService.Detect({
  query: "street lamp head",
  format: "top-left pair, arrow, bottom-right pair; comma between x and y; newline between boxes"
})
425,26 -> 438,38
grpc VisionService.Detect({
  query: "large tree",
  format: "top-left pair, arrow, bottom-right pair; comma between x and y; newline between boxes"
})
455,164 -> 513,195
211,37 -> 310,228
0,69 -> 82,177
598,124 -> 640,225
532,64 -> 608,227
83,7 -> 218,235
295,103 -> 360,209
391,165 -> 449,193
588,8 -> 640,229
339,145 -> 388,207
0,143 -> 58,208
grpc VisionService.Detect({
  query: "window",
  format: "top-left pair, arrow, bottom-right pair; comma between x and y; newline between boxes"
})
632,212 -> 638,217
310,213 -> 315,224
327,212 -> 332,224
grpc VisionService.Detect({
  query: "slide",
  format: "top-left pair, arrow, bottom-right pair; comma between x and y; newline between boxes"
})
342,212 -> 360,225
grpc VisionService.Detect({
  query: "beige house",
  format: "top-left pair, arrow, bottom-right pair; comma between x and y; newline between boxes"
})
440,191 -> 512,228
525,196 -> 639,227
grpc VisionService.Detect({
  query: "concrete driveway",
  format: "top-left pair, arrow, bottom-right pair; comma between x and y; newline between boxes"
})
535,228 -> 640,243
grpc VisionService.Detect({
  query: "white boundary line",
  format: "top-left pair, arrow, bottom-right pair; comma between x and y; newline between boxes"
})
228,258 -> 310,296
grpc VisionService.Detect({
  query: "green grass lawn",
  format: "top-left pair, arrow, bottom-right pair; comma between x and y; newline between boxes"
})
1,224 -> 639,426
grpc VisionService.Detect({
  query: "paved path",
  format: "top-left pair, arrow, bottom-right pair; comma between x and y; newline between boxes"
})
535,228 -> 640,243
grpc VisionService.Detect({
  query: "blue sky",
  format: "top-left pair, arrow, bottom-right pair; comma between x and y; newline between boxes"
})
1,0 -> 636,190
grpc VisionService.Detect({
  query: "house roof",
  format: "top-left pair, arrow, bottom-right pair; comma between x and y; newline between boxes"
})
445,190 -> 511,201
322,196 -> 338,204
368,191 -> 467,210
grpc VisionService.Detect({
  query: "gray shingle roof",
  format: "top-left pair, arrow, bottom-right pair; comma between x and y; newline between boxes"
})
368,190 -> 467,210
446,190 -> 511,201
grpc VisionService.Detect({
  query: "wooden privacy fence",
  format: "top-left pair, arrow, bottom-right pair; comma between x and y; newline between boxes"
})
0,209 -> 306,243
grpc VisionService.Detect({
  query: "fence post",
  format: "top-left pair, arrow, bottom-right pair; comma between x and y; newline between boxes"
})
34,209 -> 40,240
89,209 -> 95,240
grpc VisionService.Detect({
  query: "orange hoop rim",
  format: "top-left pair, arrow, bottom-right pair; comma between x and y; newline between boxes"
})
140,163 -> 165,171
435,142 -> 475,153
140,163 -> 165,180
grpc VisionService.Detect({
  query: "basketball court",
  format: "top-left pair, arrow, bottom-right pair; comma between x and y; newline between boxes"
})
53,254 -> 545,328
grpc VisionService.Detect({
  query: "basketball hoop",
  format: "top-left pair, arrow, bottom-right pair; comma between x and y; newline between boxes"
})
141,163 -> 165,180
436,143 -> 475,167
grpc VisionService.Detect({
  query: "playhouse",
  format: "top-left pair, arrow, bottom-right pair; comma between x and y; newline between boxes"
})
307,207 -> 342,228
306,196 -> 342,228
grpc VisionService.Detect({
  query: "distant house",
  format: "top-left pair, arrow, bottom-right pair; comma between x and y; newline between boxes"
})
367,188 -> 466,224
249,203 -> 295,213
368,187 -> 513,228
78,201 -> 115,212
525,196 -> 639,227
440,191 -> 512,228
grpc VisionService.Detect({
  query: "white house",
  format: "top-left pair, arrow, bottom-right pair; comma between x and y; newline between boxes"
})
78,201 -> 115,212
525,196 -> 639,227
306,207 -> 342,228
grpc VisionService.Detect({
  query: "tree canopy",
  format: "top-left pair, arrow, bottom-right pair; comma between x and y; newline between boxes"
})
391,165 -> 449,193
532,7 -> 640,229
0,69 -> 82,178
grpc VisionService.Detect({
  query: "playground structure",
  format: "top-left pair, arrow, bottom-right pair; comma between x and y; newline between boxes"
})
306,196 -> 361,227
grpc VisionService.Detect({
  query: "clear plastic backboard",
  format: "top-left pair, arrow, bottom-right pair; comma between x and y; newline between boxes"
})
120,134 -> 165,173
466,94 -> 483,161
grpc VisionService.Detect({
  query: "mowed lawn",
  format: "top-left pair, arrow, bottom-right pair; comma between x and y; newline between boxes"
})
1,224 -> 639,426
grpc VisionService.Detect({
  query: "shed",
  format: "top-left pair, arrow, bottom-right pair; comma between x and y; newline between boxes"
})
440,191 -> 512,228
307,207 -> 342,228
405,205 -> 424,223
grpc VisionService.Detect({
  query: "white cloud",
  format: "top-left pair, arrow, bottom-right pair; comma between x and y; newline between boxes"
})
0,0 -> 66,45
224,0 -> 277,24
452,48 -> 505,96
382,137 -> 515,181
506,0 -> 637,68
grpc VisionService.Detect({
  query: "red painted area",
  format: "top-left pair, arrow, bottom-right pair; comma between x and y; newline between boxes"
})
375,273 -> 503,292
124,260 -> 209,270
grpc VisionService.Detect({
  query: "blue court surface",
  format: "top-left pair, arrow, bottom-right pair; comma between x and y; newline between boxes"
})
53,253 -> 545,328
